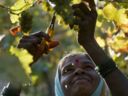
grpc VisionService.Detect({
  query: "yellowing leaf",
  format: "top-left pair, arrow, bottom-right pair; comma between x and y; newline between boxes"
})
97,9 -> 103,15
96,20 -> 102,27
72,0 -> 81,4
31,75 -> 38,85
120,24 -> 128,32
103,3 -> 117,20
10,0 -> 34,23
10,14 -> 20,23
114,9 -> 128,32
10,0 -> 34,14
108,32 -> 128,53
114,9 -> 128,25
96,37 -> 105,48
9,46 -> 33,74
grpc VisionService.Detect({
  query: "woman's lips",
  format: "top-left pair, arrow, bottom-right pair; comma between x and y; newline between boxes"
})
72,76 -> 91,85
75,79 -> 89,84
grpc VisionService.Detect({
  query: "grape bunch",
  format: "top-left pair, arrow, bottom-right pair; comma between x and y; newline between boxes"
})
20,10 -> 33,34
49,0 -> 75,25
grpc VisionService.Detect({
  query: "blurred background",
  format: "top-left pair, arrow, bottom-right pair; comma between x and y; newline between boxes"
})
0,0 -> 128,96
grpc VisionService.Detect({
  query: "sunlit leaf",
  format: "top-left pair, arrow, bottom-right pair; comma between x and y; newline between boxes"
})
42,0 -> 53,12
9,46 -> 33,74
10,0 -> 34,14
114,55 -> 126,68
72,0 -> 81,4
31,75 -> 38,85
10,14 -> 20,23
103,3 -> 117,20
96,37 -> 105,48
114,9 -> 128,32
9,0 -> 35,24
120,24 -> 128,32
114,9 -> 128,25
96,20 -> 102,27
108,32 -> 128,53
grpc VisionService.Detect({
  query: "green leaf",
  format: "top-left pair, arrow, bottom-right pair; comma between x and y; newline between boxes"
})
114,9 -> 128,32
114,9 -> 128,25
71,0 -> 81,4
9,0 -> 34,23
103,3 -> 117,20
108,32 -> 128,53
10,0 -> 34,14
10,14 -> 20,23
9,46 -> 33,75
0,51 -> 31,85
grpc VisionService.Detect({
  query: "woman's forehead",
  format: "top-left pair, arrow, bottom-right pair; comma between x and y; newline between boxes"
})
60,54 -> 94,69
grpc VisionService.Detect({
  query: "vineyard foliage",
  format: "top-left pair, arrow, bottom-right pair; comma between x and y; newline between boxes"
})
0,0 -> 128,95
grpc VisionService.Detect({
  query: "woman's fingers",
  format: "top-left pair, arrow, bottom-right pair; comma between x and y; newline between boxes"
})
72,1 -> 97,15
73,8 -> 86,20
71,1 -> 97,27
73,11 -> 93,25
72,2 -> 90,15
83,0 -> 96,10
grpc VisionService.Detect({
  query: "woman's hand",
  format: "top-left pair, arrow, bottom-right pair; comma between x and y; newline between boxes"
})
72,0 -> 97,45
18,31 -> 50,63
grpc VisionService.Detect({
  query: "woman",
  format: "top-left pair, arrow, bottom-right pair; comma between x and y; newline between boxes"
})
3,0 -> 128,96
55,53 -> 110,96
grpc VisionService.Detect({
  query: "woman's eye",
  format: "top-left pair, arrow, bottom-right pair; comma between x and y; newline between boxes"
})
83,65 -> 94,70
87,66 -> 94,70
63,68 -> 74,74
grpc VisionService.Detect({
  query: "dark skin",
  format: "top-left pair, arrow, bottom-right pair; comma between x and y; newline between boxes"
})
60,54 -> 100,96
73,0 -> 128,96
16,0 -> 128,96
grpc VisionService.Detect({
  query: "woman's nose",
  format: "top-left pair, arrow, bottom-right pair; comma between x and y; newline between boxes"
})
74,68 -> 85,75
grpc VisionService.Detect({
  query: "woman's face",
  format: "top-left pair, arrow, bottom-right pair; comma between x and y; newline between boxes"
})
60,55 -> 100,96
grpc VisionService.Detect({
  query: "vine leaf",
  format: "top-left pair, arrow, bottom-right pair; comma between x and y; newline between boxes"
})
9,46 -> 33,75
0,51 -> 31,85
10,0 -> 34,14
9,0 -> 34,23
108,33 -> 128,53
103,3 -> 117,20
114,9 -> 128,32
103,3 -> 128,33
10,14 -> 20,24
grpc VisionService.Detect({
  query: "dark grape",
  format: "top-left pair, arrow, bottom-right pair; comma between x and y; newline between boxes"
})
20,10 -> 33,34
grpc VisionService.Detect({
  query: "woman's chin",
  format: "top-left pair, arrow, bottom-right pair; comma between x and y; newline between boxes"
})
71,83 -> 92,96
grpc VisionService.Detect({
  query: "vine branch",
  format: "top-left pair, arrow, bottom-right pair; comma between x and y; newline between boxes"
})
0,4 -> 10,10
